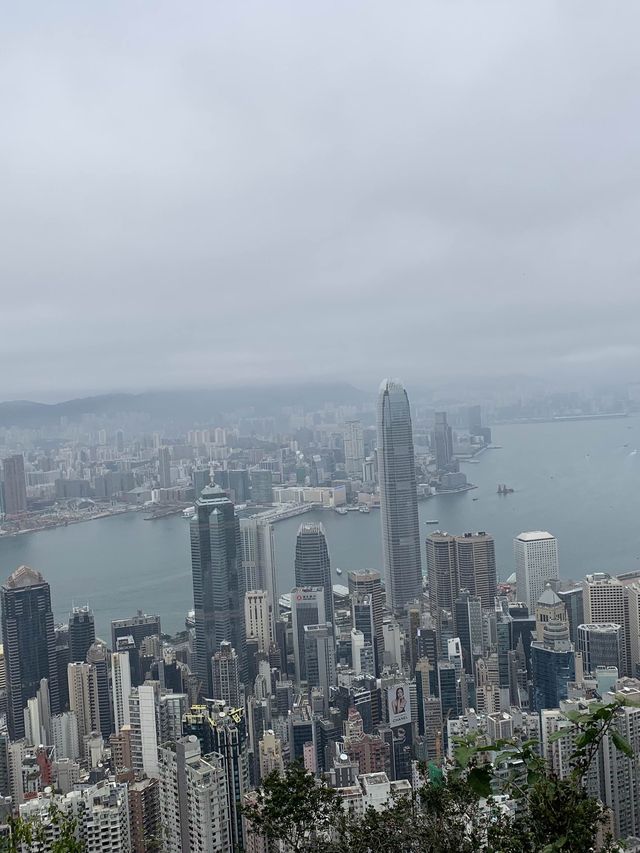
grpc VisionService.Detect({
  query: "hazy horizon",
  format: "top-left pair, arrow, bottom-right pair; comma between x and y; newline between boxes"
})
3,2 -> 640,398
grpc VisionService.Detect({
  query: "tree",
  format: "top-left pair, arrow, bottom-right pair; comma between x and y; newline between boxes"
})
243,762 -> 342,852
246,697 -> 636,852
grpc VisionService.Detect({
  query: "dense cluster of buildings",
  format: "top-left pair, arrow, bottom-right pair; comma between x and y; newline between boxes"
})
0,380 -> 639,849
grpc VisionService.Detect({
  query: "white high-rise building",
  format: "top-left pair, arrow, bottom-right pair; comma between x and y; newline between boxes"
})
111,651 -> 132,734
514,531 -> 559,611
51,711 -> 80,761
158,736 -> 231,853
244,590 -> 272,653
258,729 -> 284,778
19,780 -> 131,852
129,683 -> 160,777
343,420 -> 365,479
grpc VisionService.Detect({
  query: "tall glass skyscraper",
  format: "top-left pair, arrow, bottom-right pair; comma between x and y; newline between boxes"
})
1,565 -> 60,740
294,523 -> 334,629
377,379 -> 422,611
190,485 -> 246,698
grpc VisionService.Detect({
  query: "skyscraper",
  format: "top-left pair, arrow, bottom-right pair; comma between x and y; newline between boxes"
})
291,587 -> 326,684
377,379 -> 422,611
68,606 -> 96,664
294,523 -> 334,630
244,590 -> 271,653
1,566 -> 60,740
515,531 -> 559,611
111,651 -> 132,733
577,623 -> 623,675
455,532 -> 497,609
2,455 -> 27,516
86,641 -> 113,738
158,736 -> 231,853
583,573 -> 629,676
211,642 -> 241,707
158,446 -> 171,489
303,623 -> 336,714
426,532 -> 458,615
190,485 -> 246,698
348,570 -> 384,676
239,517 -> 278,614
67,662 -> 100,754
432,412 -> 454,472
343,420 -> 365,479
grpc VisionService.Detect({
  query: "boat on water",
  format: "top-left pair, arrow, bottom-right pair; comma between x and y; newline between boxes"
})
359,505 -> 370,513
334,506 -> 348,515
182,506 -> 195,519
425,519 -> 439,524
336,567 -> 343,575
497,484 -> 514,494
472,497 -> 479,501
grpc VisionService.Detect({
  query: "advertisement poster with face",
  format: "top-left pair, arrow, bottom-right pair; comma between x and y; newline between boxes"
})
388,682 -> 411,727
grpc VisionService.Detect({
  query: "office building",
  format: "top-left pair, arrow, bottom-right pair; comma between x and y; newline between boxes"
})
515,531 -> 559,611
303,623 -> 336,714
348,569 -> 384,676
454,590 -> 483,674
426,532 -> 458,615
455,532 -> 497,609
530,619 -> 575,711
190,486 -> 246,698
377,379 -> 422,611
557,586 -> 585,646
249,468 -> 273,504
244,590 -> 271,653
240,517 -> 278,616
112,651 -> 132,733
112,612 -> 161,652
158,446 -> 171,489
583,573 -> 629,676
294,523 -> 334,631
68,606 -> 95,663
291,587 -> 326,684
192,468 -> 211,500
577,624 -> 623,675
211,642 -> 241,707
2,454 -> 27,516
158,736 -> 231,853
86,641 -> 113,738
1,566 -> 60,740
343,420 -> 365,479
432,412 -> 454,471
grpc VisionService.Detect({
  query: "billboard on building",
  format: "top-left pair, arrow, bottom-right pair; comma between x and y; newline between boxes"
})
387,682 -> 411,727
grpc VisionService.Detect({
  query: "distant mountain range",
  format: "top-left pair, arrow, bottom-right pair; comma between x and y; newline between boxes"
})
0,383 -> 370,428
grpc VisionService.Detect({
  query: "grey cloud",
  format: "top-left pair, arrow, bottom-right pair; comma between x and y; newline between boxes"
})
2,1 -> 640,398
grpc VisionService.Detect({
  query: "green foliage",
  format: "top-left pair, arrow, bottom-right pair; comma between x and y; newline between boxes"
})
246,698 -> 636,852
0,803 -> 84,853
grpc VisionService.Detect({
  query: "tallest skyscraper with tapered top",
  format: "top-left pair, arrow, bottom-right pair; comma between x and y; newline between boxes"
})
377,379 -> 423,611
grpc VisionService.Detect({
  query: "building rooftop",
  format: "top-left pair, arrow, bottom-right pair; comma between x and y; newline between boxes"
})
516,531 -> 555,542
4,565 -> 45,589
537,585 -> 563,606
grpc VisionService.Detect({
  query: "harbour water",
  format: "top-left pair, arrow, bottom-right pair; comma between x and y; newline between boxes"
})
0,417 -> 639,638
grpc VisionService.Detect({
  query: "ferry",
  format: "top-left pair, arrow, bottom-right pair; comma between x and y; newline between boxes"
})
425,519 -> 439,524
182,506 -> 196,519
359,505 -> 370,513
335,567 -> 343,575
334,506 -> 348,515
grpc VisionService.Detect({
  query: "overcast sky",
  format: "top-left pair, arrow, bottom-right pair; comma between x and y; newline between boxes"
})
2,2 -> 640,400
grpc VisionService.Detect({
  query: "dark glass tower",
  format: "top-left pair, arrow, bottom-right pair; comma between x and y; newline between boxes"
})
377,380 -> 422,611
190,486 -> 246,698
68,606 -> 96,663
294,523 -> 334,630
1,566 -> 60,739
